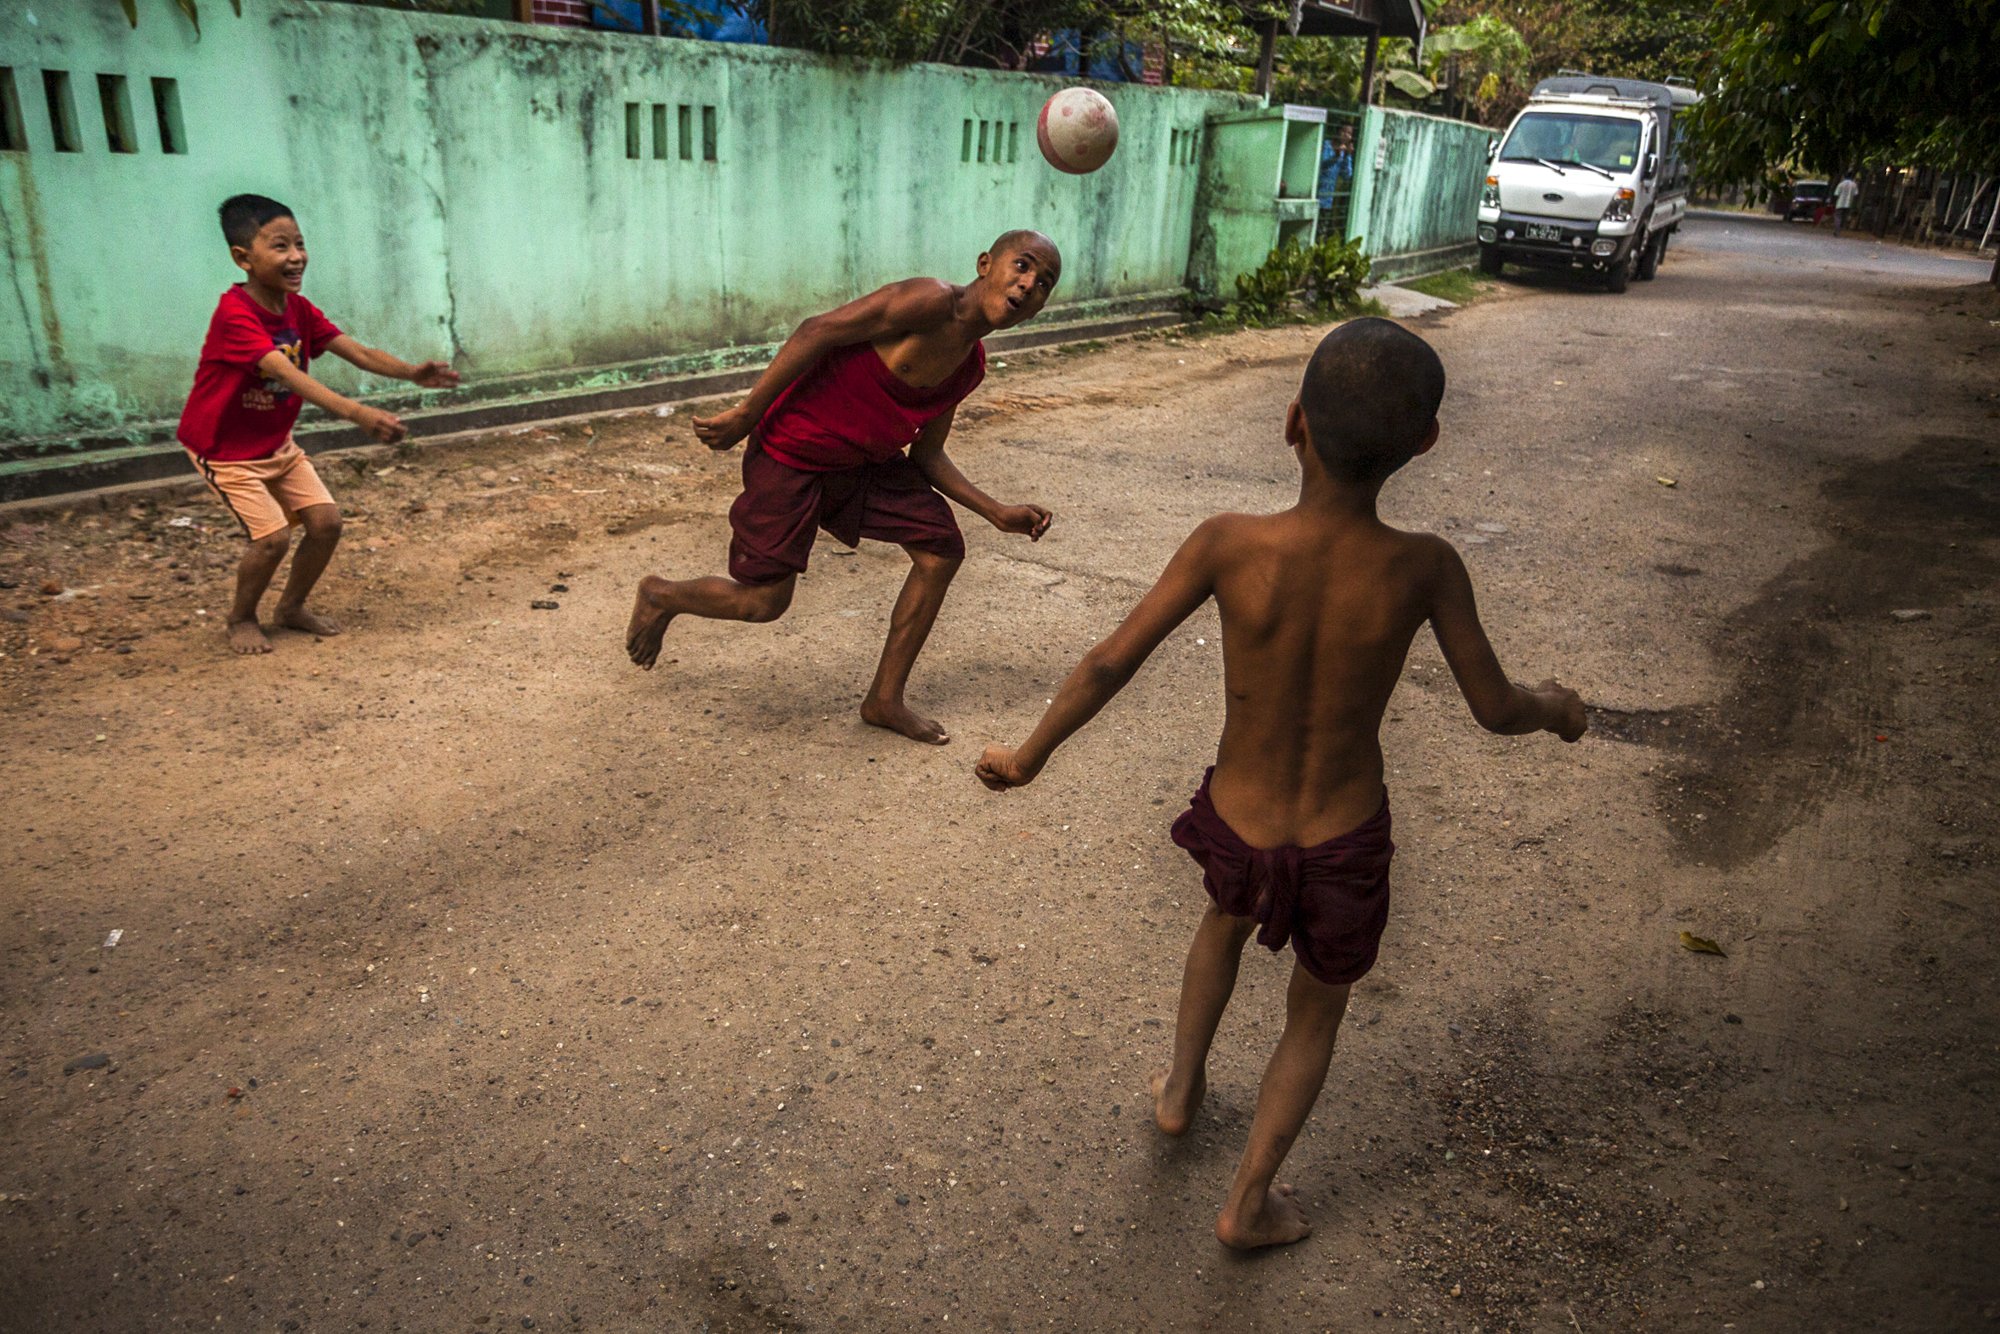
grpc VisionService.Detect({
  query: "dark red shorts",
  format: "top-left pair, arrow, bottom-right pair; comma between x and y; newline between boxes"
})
727,445 -> 965,586
1170,768 -> 1395,987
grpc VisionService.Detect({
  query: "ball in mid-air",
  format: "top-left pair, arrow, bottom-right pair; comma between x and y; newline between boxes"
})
1037,87 -> 1119,174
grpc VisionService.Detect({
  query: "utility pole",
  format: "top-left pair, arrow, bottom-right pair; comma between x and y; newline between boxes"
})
1357,25 -> 1380,107
1254,19 -> 1278,98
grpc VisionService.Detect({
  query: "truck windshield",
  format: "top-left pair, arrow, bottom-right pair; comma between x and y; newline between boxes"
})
1500,113 -> 1642,174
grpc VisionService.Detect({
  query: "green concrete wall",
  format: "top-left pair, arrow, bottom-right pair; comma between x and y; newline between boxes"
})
0,1 -> 1254,441
1346,105 -> 1493,280
1186,104 -> 1324,299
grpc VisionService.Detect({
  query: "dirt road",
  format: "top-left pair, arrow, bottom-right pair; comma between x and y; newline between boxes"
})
3,214 -> 1995,1331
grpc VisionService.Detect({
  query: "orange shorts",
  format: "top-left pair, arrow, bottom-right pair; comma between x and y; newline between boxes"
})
185,438 -> 337,541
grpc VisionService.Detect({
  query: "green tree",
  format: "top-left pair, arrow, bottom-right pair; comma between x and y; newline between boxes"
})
1694,0 -> 2000,280
739,1 -> 1263,70
1267,14 -> 1529,124
1430,0 -> 1711,119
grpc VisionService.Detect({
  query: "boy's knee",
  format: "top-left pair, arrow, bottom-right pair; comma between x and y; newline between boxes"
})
300,505 -> 342,542
910,548 -> 963,579
742,581 -> 794,623
1286,971 -> 1352,1031
1205,905 -> 1258,943
247,529 -> 292,561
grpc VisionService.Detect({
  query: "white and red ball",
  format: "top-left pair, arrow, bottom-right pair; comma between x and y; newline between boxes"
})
1036,87 -> 1119,174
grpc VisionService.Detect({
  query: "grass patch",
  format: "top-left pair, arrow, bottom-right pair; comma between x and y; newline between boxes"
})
1400,267 -> 1494,304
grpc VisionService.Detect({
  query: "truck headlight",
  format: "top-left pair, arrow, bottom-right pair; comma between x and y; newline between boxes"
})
1602,188 -> 1635,222
1482,175 -> 1500,208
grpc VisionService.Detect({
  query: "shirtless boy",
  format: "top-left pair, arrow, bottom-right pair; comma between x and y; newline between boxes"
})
976,319 -> 1586,1249
625,231 -> 1060,745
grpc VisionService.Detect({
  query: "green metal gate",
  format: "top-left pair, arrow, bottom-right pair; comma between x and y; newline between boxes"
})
1345,105 -> 1494,281
1316,108 -> 1362,242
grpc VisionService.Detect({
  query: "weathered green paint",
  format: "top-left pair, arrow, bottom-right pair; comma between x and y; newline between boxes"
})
1187,103 -> 1325,299
0,1 -> 1254,442
1345,105 -> 1492,280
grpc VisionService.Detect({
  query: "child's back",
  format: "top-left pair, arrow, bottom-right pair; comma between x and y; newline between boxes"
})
1203,507 -> 1438,849
978,318 -> 1584,1249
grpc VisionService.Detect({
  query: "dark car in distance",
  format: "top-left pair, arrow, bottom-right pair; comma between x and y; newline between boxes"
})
1780,180 -> 1831,222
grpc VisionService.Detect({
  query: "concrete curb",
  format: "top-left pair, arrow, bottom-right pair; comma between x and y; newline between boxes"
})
0,310 -> 1185,515
0,307 -> 1183,508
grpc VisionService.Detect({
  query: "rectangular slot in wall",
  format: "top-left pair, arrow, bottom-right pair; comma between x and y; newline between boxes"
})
1005,121 -> 1018,163
43,69 -> 79,152
677,104 -> 692,160
650,102 -> 667,159
700,104 -> 716,161
0,68 -> 24,152
97,73 -> 136,153
624,101 -> 641,159
151,76 -> 184,153
976,119 -> 989,163
960,118 -> 972,163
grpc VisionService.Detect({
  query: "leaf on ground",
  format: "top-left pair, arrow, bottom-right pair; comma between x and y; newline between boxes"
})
1656,476 -> 1679,487
1679,931 -> 1727,957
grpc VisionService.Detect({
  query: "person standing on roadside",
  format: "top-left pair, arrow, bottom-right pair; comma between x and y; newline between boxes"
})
1834,174 -> 1860,235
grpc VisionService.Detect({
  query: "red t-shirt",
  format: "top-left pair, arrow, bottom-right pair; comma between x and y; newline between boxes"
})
756,341 -> 986,472
177,286 -> 344,461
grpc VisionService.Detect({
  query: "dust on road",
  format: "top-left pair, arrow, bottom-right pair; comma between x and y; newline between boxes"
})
2,216 -> 1996,1331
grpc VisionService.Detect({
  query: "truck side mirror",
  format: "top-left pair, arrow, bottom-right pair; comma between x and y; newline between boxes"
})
1643,152 -> 1658,180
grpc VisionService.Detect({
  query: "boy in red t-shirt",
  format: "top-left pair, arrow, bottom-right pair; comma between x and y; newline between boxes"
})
624,230 -> 1059,745
178,194 -> 459,654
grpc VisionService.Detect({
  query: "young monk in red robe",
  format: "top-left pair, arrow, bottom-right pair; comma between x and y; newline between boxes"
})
976,319 -> 1587,1249
625,230 -> 1059,745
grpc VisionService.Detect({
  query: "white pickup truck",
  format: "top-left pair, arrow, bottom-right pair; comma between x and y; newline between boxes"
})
1477,74 -> 1701,292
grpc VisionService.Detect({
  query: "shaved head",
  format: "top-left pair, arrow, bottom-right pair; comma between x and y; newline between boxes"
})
1298,318 -> 1445,483
990,229 -> 1061,280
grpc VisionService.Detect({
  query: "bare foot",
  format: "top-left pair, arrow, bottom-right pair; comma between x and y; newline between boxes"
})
275,603 -> 341,637
227,618 -> 272,655
1216,1184 -> 1312,1251
1150,1066 -> 1206,1137
626,576 -> 676,669
860,698 -> 949,745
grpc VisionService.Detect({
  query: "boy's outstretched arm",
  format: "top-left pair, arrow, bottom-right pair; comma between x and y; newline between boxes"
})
324,335 -> 460,389
255,351 -> 407,444
693,279 -> 956,450
908,409 -> 1051,540
1425,536 -> 1587,741
977,519 -> 1225,790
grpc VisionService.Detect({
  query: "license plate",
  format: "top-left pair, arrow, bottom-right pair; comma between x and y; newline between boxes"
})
1525,222 -> 1562,242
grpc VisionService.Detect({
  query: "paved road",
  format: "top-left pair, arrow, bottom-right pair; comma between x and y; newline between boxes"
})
1679,207 -> 1993,282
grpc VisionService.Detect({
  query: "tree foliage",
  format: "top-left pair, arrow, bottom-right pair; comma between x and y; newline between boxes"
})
1693,0 -> 2000,182
1268,15 -> 1528,124
739,1 -> 1268,69
1427,1 -> 1710,119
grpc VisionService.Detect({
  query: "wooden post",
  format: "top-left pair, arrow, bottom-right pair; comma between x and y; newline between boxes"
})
641,1 -> 660,35
1357,28 -> 1380,107
1254,19 -> 1277,98
512,0 -> 534,21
